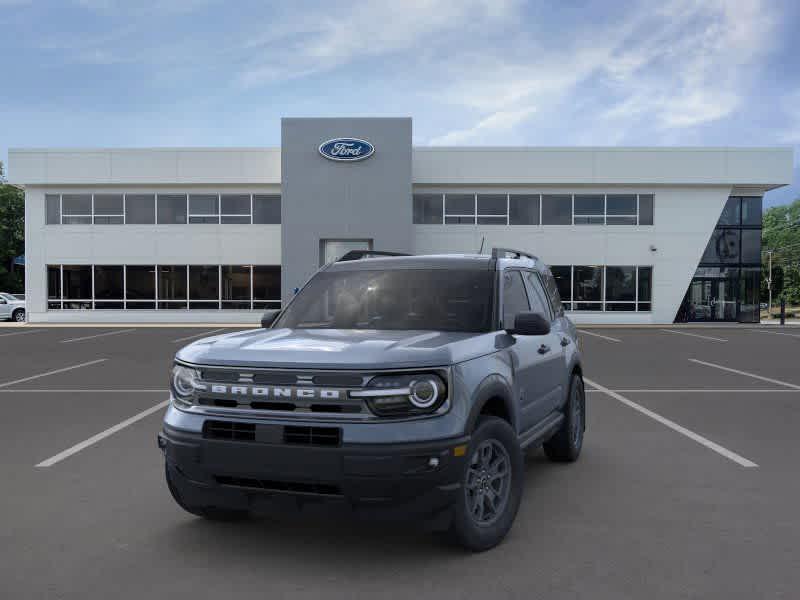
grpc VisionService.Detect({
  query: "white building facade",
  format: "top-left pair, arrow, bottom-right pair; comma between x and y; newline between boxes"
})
9,118 -> 794,325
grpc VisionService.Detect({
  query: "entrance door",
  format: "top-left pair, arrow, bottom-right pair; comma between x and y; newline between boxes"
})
685,278 -> 737,321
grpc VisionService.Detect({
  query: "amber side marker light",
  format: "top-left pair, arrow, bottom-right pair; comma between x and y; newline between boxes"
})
453,445 -> 467,457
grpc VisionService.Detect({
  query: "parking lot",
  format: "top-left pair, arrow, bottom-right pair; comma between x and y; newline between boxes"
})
1,324 -> 798,599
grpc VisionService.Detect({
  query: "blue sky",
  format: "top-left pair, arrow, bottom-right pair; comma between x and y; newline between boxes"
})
1,0 -> 798,207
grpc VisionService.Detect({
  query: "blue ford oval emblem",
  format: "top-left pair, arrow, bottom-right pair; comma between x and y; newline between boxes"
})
318,138 -> 375,162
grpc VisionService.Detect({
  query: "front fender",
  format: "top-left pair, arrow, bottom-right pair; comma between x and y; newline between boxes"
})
464,373 -> 516,435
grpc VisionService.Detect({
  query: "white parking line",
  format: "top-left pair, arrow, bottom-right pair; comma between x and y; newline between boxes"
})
60,329 -> 136,344
585,388 -> 800,393
660,329 -> 727,342
35,399 -> 170,468
585,377 -> 758,468
0,389 -> 168,393
689,358 -> 800,390
578,330 -> 622,343
0,359 -> 107,389
172,328 -> 227,343
0,329 -> 44,338
747,329 -> 800,339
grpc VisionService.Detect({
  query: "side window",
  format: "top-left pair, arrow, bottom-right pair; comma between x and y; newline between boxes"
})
524,272 -> 552,320
502,271 -> 530,328
541,269 -> 565,317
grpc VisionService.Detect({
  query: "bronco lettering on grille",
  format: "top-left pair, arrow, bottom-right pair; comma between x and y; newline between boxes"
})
207,384 -> 342,400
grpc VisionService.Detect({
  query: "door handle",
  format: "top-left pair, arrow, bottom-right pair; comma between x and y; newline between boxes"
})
538,344 -> 551,354
560,337 -> 570,347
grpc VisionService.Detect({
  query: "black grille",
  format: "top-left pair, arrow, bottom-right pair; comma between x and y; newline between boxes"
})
311,374 -> 364,387
283,426 -> 341,447
215,475 -> 341,496
203,420 -> 256,441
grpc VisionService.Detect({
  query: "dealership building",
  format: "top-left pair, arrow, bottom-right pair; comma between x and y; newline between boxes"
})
8,117 -> 794,324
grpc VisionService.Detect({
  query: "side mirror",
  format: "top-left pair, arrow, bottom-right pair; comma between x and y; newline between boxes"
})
260,309 -> 281,329
506,312 -> 550,336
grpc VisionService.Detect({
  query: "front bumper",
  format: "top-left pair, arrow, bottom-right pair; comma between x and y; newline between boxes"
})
160,423 -> 469,521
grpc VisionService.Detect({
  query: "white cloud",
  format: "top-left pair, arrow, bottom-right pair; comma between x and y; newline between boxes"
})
429,107 -> 536,145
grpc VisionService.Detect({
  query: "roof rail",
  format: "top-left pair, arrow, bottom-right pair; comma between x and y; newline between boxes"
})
337,250 -> 412,262
491,247 -> 539,261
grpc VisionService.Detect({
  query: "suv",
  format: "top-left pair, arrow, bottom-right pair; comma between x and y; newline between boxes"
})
0,293 -> 26,322
160,249 -> 585,551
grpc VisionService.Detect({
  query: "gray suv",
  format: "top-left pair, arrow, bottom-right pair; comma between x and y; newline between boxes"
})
160,248 -> 585,551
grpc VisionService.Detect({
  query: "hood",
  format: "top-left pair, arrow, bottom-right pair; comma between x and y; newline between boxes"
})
175,328 -> 498,370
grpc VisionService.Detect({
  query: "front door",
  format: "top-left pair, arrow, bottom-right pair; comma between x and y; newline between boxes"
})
685,278 -> 737,321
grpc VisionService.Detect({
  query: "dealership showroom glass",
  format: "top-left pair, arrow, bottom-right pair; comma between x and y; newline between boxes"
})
8,117 -> 793,324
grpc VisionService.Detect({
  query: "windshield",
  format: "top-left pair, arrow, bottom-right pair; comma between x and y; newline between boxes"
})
275,269 -> 494,332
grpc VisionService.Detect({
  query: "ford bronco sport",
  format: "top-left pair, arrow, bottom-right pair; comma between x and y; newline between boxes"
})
160,248 -> 585,551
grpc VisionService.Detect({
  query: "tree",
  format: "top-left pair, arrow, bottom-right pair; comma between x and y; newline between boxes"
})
0,161 -> 25,293
762,197 -> 800,306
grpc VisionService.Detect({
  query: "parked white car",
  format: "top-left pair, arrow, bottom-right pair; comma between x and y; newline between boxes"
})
0,293 -> 26,322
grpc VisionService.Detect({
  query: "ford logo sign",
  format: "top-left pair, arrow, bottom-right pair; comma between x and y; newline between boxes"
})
318,138 -> 375,162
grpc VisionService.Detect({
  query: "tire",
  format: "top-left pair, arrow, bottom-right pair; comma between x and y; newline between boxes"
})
165,464 -> 249,521
12,309 -> 25,322
449,416 -> 523,552
543,373 -> 585,462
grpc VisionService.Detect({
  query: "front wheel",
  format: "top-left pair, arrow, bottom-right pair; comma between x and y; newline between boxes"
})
449,416 -> 523,552
12,309 -> 25,322
543,373 -> 585,462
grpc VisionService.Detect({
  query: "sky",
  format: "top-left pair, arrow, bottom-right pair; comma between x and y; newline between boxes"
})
1,0 -> 798,207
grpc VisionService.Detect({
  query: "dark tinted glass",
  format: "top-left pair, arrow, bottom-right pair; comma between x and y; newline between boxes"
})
477,194 -> 507,215
157,194 -> 187,224
47,265 -> 61,299
740,229 -> 761,263
541,195 -> 571,224
189,194 -> 219,215
62,265 -> 92,299
573,266 -> 602,302
158,266 -> 187,300
94,194 -> 123,214
702,229 -> 740,263
502,271 -> 530,328
126,266 -> 156,299
62,194 -> 91,215
574,195 -> 604,214
739,267 -> 760,323
253,266 -> 281,300
549,266 -> 571,304
93,266 -> 123,299
125,194 -> 155,224
222,266 -> 251,301
524,272 -> 551,318
445,194 -> 474,215
638,194 -> 654,225
606,194 -> 636,215
637,267 -> 652,302
46,195 -> 60,224
221,194 -> 250,215
509,194 -> 539,225
253,194 -> 281,224
413,194 -> 443,224
189,265 -> 219,300
717,197 -> 740,226
276,269 -> 495,333
741,197 -> 762,226
605,266 -> 635,301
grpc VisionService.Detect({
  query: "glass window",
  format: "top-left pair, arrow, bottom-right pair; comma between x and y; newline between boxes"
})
541,195 -> 571,225
157,194 -> 187,224
549,266 -> 571,311
126,266 -> 156,300
47,266 -> 61,301
253,194 -> 281,224
189,265 -> 219,308
93,266 -> 123,299
606,195 -> 636,215
605,266 -> 635,302
253,266 -> 281,309
573,195 -> 604,224
445,194 -> 475,224
413,194 -> 443,224
125,194 -> 155,224
524,272 -> 551,319
717,197 -> 740,226
221,194 -> 251,224
62,265 -> 92,300
62,194 -> 92,224
702,229 -> 741,263
477,194 -> 507,224
573,266 -> 602,309
637,267 -> 652,303
189,194 -> 219,224
739,267 -> 760,323
158,266 -> 187,309
509,194 -> 540,225
741,197 -> 762,227
222,265 -> 251,309
46,194 -> 61,224
93,194 -> 124,224
638,194 -> 654,225
320,240 -> 372,265
740,229 -> 761,263
502,271 -> 530,328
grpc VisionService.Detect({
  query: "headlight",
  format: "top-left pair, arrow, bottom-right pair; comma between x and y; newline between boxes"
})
170,364 -> 202,408
351,373 -> 448,417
